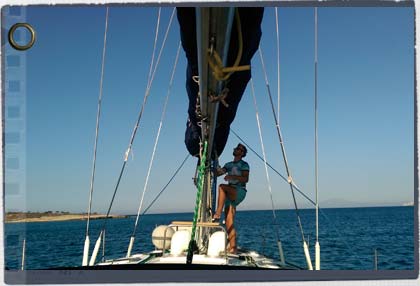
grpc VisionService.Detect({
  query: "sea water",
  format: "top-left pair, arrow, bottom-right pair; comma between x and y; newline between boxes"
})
4,206 -> 415,270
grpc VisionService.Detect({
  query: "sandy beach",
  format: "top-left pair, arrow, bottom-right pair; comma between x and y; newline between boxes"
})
5,213 -> 128,223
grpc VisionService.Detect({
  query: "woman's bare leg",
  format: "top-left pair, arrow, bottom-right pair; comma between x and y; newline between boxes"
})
214,184 -> 236,218
225,205 -> 237,253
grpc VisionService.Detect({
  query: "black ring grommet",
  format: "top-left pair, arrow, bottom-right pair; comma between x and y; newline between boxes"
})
8,23 -> 36,51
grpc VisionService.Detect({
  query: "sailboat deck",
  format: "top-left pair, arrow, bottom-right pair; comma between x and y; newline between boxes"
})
93,248 -> 299,269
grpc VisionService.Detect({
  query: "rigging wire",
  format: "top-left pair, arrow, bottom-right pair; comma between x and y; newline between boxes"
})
233,130 -> 365,267
275,7 -> 281,125
230,129 -> 316,206
314,6 -> 319,242
126,42 -> 182,257
258,47 -> 313,269
102,7 -> 176,225
249,78 -> 285,264
314,6 -> 321,270
141,154 -> 190,216
87,8 -> 176,266
147,8 -> 161,88
80,6 -> 366,270
258,47 -> 307,243
86,6 -> 109,236
83,6 -> 109,266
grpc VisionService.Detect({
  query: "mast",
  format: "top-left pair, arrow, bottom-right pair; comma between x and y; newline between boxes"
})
195,7 -> 235,247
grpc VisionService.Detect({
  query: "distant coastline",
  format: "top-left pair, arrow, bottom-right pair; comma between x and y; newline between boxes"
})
5,211 -> 128,223
5,204 -> 414,222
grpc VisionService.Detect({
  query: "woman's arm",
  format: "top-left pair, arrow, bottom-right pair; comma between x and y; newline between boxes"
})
216,167 -> 227,177
224,170 -> 249,183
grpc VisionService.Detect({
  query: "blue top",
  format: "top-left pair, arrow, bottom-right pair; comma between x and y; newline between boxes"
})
223,160 -> 250,188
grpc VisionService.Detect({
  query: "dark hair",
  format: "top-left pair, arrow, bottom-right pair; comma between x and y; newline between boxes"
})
238,144 -> 247,157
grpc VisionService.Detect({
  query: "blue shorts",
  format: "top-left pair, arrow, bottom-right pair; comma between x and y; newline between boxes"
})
225,185 -> 247,208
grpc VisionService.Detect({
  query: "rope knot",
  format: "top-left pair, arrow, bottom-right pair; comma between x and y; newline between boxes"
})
205,9 -> 250,82
207,50 -> 250,81
209,88 -> 229,107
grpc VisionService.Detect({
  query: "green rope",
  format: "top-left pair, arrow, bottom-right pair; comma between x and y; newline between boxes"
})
186,141 -> 208,264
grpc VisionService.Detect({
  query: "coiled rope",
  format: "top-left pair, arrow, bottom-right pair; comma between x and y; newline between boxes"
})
207,8 -> 250,81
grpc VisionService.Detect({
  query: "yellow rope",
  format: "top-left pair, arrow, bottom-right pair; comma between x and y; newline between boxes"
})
207,8 -> 250,81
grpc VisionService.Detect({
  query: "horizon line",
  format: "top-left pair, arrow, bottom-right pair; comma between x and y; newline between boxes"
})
6,203 -> 415,216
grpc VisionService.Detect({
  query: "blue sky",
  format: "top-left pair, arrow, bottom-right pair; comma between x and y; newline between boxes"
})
4,5 -> 414,214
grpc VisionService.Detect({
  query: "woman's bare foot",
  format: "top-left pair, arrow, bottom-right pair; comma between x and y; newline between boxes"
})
228,246 -> 237,254
212,213 -> 221,222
